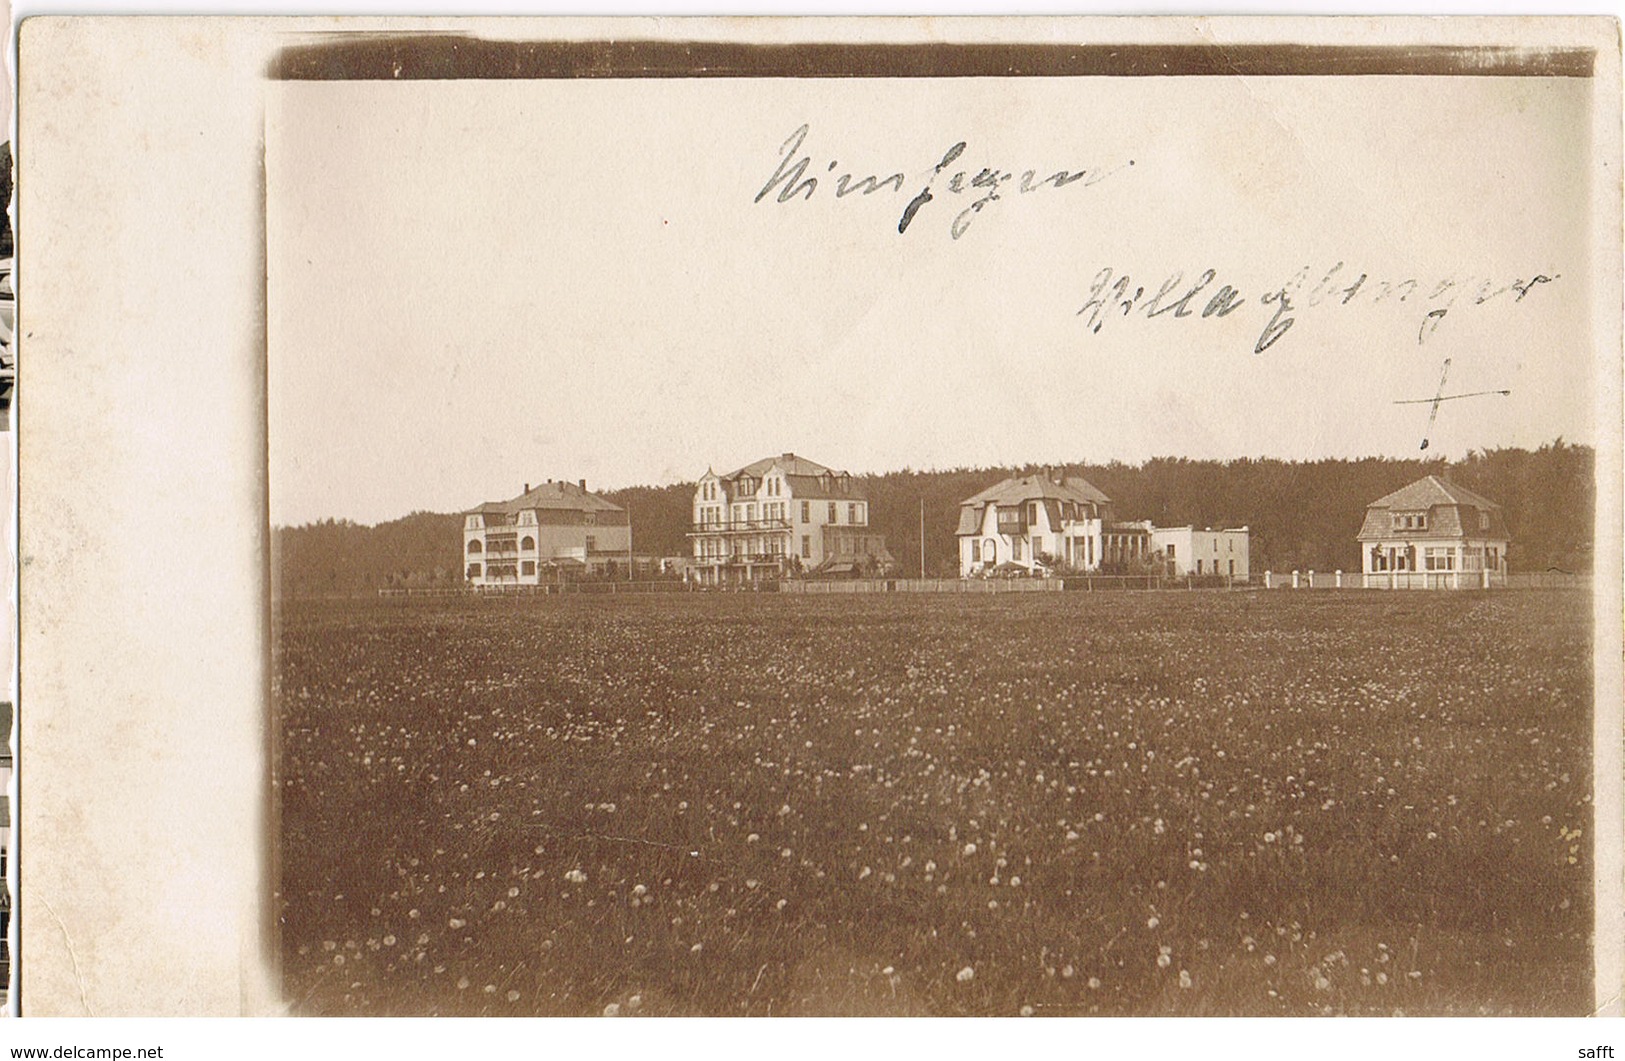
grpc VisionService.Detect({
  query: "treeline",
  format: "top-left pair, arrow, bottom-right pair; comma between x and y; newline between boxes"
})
273,441 -> 1594,594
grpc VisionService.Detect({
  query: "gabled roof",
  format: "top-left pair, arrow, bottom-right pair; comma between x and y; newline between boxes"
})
957,473 -> 1111,536
726,453 -> 838,480
716,453 -> 866,500
1365,475 -> 1501,512
470,480 -> 624,516
960,473 -> 1112,508
1357,475 -> 1509,542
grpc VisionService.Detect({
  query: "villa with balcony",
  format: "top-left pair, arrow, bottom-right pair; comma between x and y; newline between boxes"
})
463,478 -> 630,586
687,453 -> 894,584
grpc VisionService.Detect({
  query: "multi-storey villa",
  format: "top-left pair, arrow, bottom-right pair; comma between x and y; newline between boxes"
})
688,453 -> 893,584
463,479 -> 630,586
1357,474 -> 1510,588
957,470 -> 1249,579
956,470 -> 1157,576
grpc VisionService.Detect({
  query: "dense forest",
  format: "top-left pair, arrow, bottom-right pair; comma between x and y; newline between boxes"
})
273,441 -> 1594,596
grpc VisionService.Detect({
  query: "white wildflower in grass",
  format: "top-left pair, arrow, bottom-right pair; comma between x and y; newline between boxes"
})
1061,965 -> 1075,979
1088,977 -> 1101,990
506,990 -> 521,1003
963,843 -> 977,856
632,884 -> 647,897
1019,1005 -> 1035,1017
747,833 -> 760,843
382,935 -> 396,947
957,966 -> 976,983
1178,970 -> 1192,989
1147,916 -> 1160,930
564,869 -> 588,885
448,918 -> 467,929
690,943 -> 703,954
603,1002 -> 622,1017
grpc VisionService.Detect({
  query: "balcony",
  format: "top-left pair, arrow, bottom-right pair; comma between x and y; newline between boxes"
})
687,518 -> 792,535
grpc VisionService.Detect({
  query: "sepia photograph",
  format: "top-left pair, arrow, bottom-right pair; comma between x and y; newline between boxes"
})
261,24 -> 1616,1019
12,14 -> 1620,1040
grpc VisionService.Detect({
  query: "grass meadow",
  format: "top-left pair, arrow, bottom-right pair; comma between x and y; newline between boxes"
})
274,590 -> 1592,1016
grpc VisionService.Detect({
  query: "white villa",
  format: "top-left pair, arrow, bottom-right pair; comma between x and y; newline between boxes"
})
463,479 -> 630,586
688,453 -> 894,584
956,471 -> 1159,576
1357,474 -> 1510,588
957,470 -> 1253,580
1151,525 -> 1252,580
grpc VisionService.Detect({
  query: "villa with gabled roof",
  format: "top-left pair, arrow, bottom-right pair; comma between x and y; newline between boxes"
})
956,469 -> 1152,576
463,478 -> 630,586
688,453 -> 894,584
1357,474 -> 1510,588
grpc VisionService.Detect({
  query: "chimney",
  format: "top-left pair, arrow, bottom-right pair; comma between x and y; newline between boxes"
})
524,482 -> 531,494
782,451 -> 795,461
579,478 -> 587,491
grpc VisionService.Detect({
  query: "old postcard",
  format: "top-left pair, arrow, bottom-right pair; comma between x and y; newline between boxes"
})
16,16 -> 1623,1027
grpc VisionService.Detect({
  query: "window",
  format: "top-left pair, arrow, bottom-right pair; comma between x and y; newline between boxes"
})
521,536 -> 535,551
467,539 -> 483,554
1166,543 -> 1175,559
802,535 -> 811,558
801,501 -> 810,522
1196,559 -> 1204,574
1213,538 -> 1218,551
467,563 -> 482,578
1228,559 -> 1235,576
1029,501 -> 1039,523
985,539 -> 997,563
828,502 -> 838,523
971,539 -> 981,562
522,561 -> 536,576
1425,547 -> 1455,571
1013,538 -> 1024,561
1478,510 -> 1489,531
849,503 -> 858,524
585,511 -> 596,526
585,535 -> 597,553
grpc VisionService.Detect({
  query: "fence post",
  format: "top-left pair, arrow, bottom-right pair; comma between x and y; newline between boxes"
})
1292,569 -> 1300,589
1264,570 -> 1272,589
1308,569 -> 1315,589
1335,569 -> 1342,589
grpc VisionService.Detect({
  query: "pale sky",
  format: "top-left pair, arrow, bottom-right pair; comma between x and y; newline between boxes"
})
267,72 -> 1597,526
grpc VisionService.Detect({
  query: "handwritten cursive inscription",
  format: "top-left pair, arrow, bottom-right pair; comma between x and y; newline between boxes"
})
1077,263 -> 1560,355
756,124 -> 1132,240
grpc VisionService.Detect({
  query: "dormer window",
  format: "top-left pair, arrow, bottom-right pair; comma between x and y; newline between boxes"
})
1478,510 -> 1489,531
